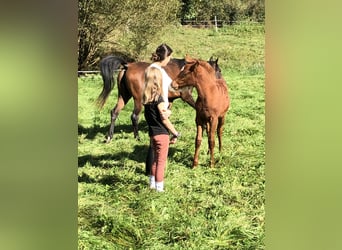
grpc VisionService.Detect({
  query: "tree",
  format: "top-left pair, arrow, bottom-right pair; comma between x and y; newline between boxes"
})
179,0 -> 264,24
78,0 -> 122,70
78,0 -> 180,70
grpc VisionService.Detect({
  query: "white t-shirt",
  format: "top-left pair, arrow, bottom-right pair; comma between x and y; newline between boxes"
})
149,63 -> 172,109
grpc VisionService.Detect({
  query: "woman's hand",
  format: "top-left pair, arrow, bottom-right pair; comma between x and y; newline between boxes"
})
170,132 -> 180,144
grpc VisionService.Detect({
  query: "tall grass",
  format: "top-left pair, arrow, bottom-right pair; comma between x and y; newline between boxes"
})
78,23 -> 264,249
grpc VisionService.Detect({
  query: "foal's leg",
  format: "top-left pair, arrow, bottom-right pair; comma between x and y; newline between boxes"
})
106,96 -> 125,143
180,87 -> 196,108
206,121 -> 210,154
217,116 -> 225,152
193,123 -> 203,168
208,118 -> 218,168
131,99 -> 143,140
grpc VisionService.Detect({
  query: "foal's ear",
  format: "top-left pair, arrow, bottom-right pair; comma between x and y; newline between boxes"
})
185,54 -> 195,63
189,60 -> 199,72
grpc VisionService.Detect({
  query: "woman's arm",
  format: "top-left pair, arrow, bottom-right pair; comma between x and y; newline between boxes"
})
160,109 -> 171,120
157,102 -> 179,137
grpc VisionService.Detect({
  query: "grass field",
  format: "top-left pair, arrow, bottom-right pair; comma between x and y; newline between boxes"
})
78,23 -> 264,249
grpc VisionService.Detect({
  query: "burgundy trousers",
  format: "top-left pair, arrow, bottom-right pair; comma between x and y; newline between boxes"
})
151,134 -> 169,182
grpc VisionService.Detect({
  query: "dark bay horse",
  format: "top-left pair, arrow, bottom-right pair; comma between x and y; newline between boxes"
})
171,55 -> 230,168
97,55 -> 222,143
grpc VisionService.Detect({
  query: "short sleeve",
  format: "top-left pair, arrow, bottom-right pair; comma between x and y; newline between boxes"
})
157,95 -> 165,104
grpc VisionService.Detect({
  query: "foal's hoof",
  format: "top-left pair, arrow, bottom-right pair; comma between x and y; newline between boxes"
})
104,136 -> 112,144
191,162 -> 198,169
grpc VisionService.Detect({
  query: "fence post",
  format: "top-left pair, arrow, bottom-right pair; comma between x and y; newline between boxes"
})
215,16 -> 218,32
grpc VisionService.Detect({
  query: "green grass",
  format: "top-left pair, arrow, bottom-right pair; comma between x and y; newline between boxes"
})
141,23 -> 264,75
78,23 -> 264,249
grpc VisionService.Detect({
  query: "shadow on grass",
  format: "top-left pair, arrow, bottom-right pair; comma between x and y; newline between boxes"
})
79,143 -> 189,167
78,144 -> 148,186
78,121 -> 149,141
79,144 -> 148,168
78,172 -> 147,188
78,141 -> 191,186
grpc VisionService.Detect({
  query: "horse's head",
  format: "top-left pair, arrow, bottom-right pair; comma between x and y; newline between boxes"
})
171,55 -> 216,90
208,56 -> 222,79
171,55 -> 198,90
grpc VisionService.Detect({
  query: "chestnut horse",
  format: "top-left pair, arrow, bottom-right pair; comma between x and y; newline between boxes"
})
171,55 -> 230,168
97,55 -> 222,143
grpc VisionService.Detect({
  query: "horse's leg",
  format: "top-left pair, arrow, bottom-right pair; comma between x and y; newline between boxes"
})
217,116 -> 225,152
206,121 -> 210,154
180,87 -> 196,108
106,96 -> 125,143
193,122 -> 203,168
208,117 -> 218,168
131,99 -> 142,140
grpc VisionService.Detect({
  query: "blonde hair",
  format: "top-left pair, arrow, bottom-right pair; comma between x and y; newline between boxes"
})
142,67 -> 164,104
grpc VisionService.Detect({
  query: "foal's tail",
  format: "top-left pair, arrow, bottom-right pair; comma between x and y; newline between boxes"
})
96,55 -> 127,108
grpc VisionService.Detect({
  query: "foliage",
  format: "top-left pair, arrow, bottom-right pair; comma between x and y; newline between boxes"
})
179,0 -> 265,24
114,0 -> 181,60
78,0 -> 180,70
78,0 -> 122,70
78,0 -> 264,70
78,24 -> 265,249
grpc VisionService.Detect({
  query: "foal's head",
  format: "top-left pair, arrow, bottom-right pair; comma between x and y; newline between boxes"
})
208,56 -> 222,79
171,55 -> 215,90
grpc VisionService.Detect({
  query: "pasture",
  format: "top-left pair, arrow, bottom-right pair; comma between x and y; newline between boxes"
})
78,23 -> 264,249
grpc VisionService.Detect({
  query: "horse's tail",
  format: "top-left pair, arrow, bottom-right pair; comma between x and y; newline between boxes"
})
96,55 -> 127,108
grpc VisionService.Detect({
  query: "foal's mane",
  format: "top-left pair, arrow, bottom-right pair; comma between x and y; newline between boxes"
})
184,55 -> 216,78
198,59 -> 215,76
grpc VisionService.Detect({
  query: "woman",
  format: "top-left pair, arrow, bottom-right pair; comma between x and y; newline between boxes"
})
149,43 -> 173,111
144,44 -> 176,172
143,45 -> 180,192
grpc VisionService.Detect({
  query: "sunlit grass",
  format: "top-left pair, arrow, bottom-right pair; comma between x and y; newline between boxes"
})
78,24 -> 264,249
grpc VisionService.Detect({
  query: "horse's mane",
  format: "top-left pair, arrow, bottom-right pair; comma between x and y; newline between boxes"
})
170,58 -> 186,69
198,60 -> 215,76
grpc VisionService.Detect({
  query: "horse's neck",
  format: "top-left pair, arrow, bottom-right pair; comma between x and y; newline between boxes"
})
194,82 -> 206,100
170,58 -> 185,69
194,74 -> 216,100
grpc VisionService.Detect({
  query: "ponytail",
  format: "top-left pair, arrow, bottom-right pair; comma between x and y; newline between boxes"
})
150,43 -> 173,62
